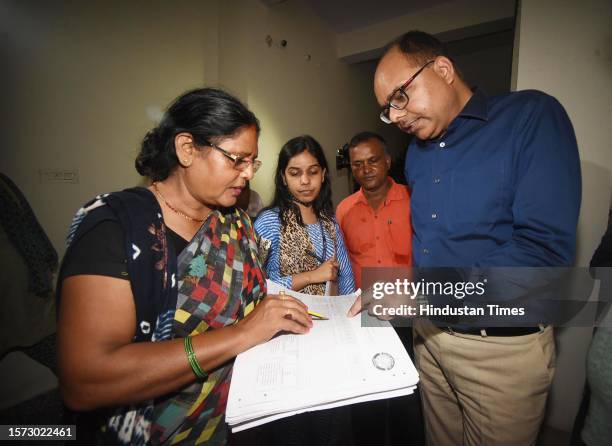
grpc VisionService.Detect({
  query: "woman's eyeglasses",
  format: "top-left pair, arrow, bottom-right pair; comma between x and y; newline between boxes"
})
203,141 -> 262,173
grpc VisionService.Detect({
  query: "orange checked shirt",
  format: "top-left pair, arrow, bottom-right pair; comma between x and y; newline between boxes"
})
336,179 -> 412,289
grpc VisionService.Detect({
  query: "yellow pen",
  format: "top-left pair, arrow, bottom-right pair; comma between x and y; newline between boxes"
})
307,310 -> 329,320
279,290 -> 328,320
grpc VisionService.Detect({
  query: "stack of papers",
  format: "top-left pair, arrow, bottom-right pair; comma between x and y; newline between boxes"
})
226,281 -> 419,432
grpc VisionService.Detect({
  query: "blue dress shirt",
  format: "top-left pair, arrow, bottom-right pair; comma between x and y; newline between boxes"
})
405,89 -> 581,269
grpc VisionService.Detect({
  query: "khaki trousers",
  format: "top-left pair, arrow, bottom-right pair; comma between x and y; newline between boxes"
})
413,319 -> 555,446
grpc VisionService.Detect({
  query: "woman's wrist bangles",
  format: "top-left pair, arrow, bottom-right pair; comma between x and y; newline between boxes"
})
184,335 -> 207,379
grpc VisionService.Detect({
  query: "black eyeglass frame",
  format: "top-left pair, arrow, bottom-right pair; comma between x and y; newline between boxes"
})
379,60 -> 435,124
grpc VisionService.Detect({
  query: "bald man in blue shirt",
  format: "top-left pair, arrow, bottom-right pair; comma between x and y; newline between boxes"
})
373,31 -> 581,445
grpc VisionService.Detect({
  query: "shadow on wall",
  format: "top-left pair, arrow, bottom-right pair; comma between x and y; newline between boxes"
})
576,160 -> 612,264
544,159 -> 611,432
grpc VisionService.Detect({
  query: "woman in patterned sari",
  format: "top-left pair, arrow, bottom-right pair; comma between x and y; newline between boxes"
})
57,88 -> 313,445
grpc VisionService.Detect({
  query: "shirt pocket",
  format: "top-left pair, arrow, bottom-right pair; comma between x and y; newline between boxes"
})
387,214 -> 412,262
450,165 -> 505,227
345,219 -> 375,255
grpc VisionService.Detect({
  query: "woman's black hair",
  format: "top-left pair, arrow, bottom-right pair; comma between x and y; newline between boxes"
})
267,135 -> 334,226
135,87 -> 260,181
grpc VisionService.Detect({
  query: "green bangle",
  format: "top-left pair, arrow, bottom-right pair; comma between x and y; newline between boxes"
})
184,335 -> 207,379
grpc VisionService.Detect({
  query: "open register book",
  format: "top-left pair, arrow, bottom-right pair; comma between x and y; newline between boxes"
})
225,280 -> 419,432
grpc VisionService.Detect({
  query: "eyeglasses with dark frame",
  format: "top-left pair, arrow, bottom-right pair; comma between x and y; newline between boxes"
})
203,140 -> 262,173
379,60 -> 435,124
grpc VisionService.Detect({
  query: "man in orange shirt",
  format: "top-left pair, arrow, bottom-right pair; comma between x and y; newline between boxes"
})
336,131 -> 412,288
336,131 -> 423,446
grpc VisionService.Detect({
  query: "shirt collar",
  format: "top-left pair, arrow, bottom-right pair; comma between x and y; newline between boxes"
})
457,87 -> 489,122
355,188 -> 368,205
355,178 -> 401,206
436,88 -> 488,139
416,88 -> 489,147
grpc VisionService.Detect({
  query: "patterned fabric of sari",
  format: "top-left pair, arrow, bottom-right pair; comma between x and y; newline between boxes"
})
59,188 -> 265,445
151,208 -> 265,445
59,188 -> 178,445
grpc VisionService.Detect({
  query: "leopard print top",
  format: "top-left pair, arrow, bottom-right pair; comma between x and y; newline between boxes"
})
278,206 -> 336,295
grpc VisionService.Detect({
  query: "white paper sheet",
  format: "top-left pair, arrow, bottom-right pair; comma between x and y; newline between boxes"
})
226,280 -> 419,431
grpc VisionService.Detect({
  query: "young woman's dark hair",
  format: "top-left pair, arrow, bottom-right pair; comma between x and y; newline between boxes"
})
268,135 -> 334,226
135,87 -> 260,181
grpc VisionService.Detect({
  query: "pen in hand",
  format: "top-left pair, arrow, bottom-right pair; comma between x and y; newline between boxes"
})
307,310 -> 329,320
280,290 -> 329,320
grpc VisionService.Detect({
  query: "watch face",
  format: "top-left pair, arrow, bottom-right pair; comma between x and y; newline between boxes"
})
372,352 -> 395,371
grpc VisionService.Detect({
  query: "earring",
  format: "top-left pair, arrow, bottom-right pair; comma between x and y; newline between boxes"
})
182,159 -> 192,167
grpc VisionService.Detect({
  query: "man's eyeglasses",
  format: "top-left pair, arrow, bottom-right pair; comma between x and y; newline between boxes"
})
204,141 -> 262,173
379,60 -> 435,124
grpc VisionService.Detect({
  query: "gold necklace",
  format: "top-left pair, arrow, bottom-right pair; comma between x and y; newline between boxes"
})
152,182 -> 205,223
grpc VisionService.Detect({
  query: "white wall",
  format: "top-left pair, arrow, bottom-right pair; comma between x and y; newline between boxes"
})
512,0 -> 612,432
1,0 -> 216,256
215,0 -> 385,205
335,0 -> 515,62
1,0 -> 385,257
448,30 -> 514,96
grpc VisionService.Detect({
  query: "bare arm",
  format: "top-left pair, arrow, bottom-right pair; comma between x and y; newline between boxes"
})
58,274 -> 311,411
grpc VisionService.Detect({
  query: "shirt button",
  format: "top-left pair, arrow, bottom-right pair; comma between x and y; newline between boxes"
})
433,178 -> 441,184
377,260 -> 381,264
374,215 -> 378,219
431,213 -> 438,219
423,248 -> 429,254
439,142 -> 446,148
376,236 -> 380,240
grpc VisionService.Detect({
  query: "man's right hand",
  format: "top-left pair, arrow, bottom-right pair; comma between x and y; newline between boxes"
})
347,288 -> 418,321
347,288 -> 371,317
